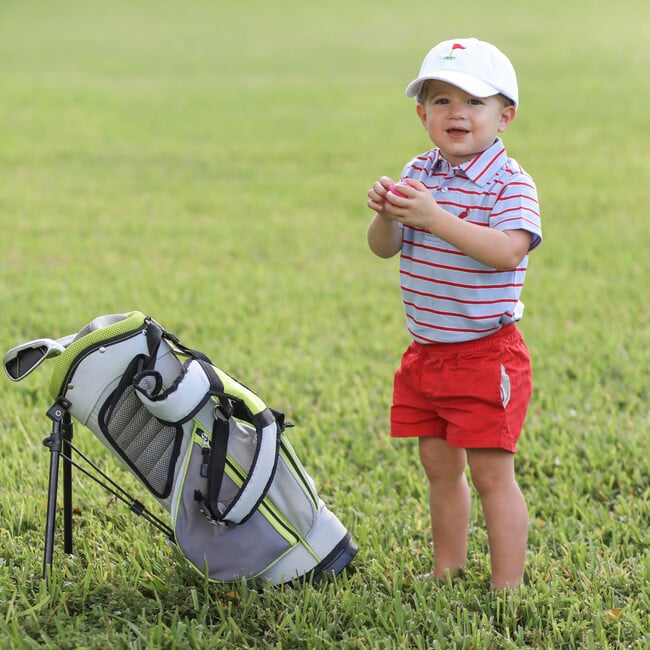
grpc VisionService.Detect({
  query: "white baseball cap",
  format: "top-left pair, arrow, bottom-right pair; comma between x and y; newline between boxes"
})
405,38 -> 519,107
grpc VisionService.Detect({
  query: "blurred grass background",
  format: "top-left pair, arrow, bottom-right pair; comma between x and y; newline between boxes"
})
1,0 -> 648,647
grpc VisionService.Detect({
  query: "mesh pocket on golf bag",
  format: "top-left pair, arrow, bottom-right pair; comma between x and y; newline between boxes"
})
98,385 -> 182,499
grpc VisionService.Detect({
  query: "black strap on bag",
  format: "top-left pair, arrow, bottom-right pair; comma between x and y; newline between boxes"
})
192,383 -> 279,526
205,417 -> 230,521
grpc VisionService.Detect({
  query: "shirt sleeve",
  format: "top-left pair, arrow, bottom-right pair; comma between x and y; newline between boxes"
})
490,172 -> 542,251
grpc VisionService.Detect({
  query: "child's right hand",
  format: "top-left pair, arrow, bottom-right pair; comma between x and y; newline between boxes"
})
367,176 -> 396,217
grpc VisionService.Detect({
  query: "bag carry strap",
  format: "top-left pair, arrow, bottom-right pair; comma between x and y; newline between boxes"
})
133,358 -> 280,525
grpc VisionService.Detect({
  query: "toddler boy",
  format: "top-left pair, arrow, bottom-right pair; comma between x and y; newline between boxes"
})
367,38 -> 542,589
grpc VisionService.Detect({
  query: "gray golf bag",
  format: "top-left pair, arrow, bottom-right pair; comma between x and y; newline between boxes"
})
4,311 -> 357,584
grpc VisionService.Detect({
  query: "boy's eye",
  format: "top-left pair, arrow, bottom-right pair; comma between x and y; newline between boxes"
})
431,97 -> 483,106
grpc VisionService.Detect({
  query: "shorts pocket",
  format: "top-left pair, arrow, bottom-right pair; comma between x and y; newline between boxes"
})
500,364 -> 511,409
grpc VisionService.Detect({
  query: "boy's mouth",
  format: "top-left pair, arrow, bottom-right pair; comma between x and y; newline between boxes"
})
446,128 -> 470,138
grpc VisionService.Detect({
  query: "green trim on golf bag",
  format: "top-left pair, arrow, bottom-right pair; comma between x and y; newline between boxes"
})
47,311 -> 356,584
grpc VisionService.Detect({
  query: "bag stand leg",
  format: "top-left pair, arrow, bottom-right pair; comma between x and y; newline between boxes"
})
42,401 -> 73,580
62,410 -> 73,556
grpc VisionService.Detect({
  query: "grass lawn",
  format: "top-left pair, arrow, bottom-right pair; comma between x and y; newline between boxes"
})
0,0 -> 648,647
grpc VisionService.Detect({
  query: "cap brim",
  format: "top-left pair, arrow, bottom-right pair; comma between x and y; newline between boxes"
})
405,70 -> 500,99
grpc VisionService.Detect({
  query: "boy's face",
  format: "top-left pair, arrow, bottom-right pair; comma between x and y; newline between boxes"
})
416,80 -> 516,166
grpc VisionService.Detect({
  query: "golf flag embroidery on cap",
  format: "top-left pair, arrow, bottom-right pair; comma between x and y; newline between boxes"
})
443,43 -> 466,60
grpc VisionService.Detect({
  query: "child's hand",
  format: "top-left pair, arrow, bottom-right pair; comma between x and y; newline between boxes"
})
367,176 -> 397,219
381,178 -> 440,231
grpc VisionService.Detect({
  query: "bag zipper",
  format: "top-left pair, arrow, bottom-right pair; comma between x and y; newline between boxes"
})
280,438 -> 319,509
224,457 -> 301,547
54,321 -> 149,396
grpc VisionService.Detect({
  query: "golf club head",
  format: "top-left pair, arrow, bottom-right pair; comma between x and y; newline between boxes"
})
3,334 -> 75,382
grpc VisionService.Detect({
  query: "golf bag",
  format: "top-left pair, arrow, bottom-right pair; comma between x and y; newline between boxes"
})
7,311 -> 357,584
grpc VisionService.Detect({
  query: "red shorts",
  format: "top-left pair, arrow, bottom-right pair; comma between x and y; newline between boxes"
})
390,324 -> 532,452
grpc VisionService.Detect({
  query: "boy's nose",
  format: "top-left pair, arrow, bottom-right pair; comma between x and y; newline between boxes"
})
449,101 -> 466,116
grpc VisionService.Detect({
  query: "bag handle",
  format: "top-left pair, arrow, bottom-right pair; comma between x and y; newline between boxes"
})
133,358 -> 280,525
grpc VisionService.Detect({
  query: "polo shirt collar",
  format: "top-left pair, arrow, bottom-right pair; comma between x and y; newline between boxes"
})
433,138 -> 508,187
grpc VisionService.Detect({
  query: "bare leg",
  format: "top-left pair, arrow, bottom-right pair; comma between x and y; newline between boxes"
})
467,448 -> 528,589
418,437 -> 470,579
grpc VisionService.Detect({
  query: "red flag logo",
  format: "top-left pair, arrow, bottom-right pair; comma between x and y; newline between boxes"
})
444,43 -> 466,60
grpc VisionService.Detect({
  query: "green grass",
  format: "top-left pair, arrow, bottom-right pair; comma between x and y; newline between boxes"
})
1,0 -> 648,647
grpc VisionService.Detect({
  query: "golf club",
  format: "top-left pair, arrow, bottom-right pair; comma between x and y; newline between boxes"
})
3,334 -> 76,382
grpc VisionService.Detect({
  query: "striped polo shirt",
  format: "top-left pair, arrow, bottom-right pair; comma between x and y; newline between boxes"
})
398,138 -> 542,344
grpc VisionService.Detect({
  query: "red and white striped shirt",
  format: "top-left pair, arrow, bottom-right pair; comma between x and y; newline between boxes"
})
398,138 -> 542,344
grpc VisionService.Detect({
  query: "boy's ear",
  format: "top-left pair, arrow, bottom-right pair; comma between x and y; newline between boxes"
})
498,105 -> 517,132
416,102 -> 427,126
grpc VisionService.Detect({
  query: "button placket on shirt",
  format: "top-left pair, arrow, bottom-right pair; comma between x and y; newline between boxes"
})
441,166 -> 463,193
